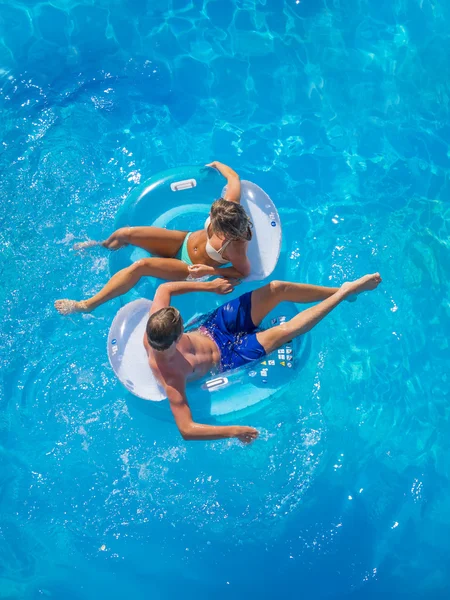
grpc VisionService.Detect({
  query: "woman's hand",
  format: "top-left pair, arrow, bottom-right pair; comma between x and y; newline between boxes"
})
208,278 -> 236,295
188,264 -> 216,278
206,161 -> 240,202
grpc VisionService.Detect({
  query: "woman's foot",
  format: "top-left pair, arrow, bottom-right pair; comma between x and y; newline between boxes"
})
73,228 -> 131,252
341,273 -> 382,299
54,299 -> 91,315
73,240 -> 102,251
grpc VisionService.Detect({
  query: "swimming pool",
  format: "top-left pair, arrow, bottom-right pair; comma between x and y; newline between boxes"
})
1,0 -> 449,598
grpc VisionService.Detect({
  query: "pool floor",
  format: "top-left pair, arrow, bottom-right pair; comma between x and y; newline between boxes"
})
1,0 -> 450,598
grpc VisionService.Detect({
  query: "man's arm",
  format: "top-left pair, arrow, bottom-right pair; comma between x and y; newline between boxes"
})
166,377 -> 258,443
206,161 -> 241,203
150,279 -> 235,315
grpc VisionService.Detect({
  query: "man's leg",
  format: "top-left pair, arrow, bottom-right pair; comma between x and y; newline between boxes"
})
250,280 -> 341,327
256,274 -> 382,354
55,257 -> 189,315
74,227 -> 188,257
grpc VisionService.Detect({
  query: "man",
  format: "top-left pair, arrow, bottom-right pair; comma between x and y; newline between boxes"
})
143,273 -> 382,443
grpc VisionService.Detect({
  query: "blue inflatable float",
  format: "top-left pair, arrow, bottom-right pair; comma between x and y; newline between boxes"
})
108,298 -> 310,419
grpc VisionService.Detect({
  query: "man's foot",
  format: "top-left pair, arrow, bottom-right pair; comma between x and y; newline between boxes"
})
341,273 -> 382,299
73,240 -> 102,251
54,299 -> 90,315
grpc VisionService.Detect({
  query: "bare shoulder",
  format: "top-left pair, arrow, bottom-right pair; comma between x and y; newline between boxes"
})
164,372 -> 188,406
227,239 -> 248,256
154,355 -> 189,391
147,358 -> 186,406
225,239 -> 249,263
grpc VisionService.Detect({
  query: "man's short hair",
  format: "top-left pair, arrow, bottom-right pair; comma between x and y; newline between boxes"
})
146,307 -> 183,351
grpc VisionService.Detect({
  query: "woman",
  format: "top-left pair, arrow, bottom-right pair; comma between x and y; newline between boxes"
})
55,161 -> 252,315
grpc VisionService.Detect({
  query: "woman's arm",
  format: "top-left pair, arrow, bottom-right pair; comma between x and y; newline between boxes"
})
206,161 -> 241,203
188,239 -> 251,280
222,242 -> 251,278
188,259 -> 251,280
212,260 -> 251,279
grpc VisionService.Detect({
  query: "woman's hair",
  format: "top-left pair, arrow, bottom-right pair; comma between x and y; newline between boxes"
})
146,307 -> 183,351
210,199 -> 253,242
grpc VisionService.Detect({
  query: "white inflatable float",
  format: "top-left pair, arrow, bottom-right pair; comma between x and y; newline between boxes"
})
109,165 -> 282,305
108,298 -> 310,419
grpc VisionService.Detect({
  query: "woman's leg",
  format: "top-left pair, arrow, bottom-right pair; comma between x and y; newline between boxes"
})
55,257 -> 189,315
75,227 -> 188,258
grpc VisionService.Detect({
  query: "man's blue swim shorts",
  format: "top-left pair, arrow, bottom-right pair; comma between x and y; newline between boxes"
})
200,291 -> 266,371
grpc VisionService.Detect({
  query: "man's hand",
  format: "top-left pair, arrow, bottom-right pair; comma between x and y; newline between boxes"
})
188,264 -> 215,278
208,278 -> 236,295
206,161 -> 218,169
233,426 -> 259,444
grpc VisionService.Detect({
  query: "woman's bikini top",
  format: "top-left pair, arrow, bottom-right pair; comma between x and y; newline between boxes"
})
204,216 -> 231,264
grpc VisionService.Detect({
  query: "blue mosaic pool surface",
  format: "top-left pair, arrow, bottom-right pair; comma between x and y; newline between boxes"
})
1,1 -> 450,598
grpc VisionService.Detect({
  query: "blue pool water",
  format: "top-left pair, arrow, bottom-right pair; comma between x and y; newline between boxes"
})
1,0 -> 450,598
